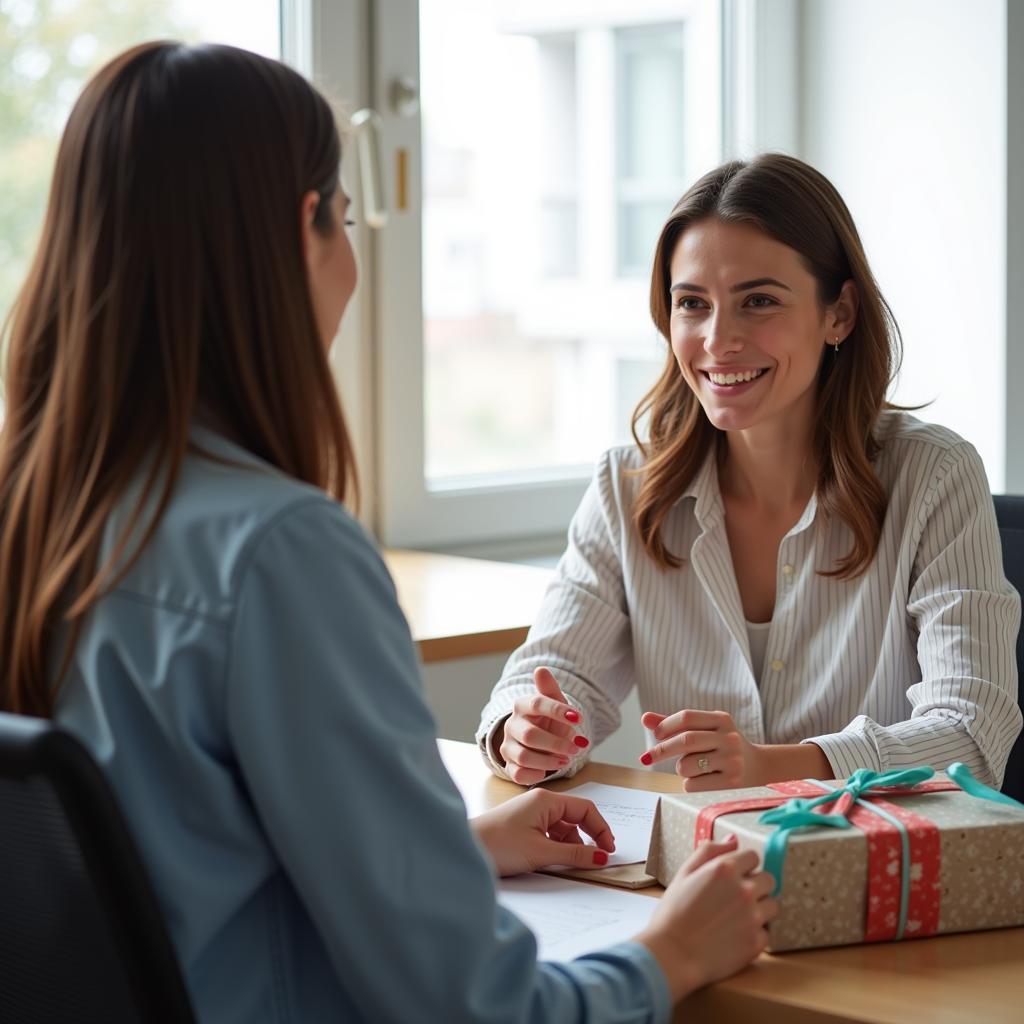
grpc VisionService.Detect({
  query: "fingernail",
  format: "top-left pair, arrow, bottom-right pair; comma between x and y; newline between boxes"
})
639,752 -> 653,765
592,850 -> 609,866
564,709 -> 580,723
573,736 -> 590,748
557,756 -> 570,765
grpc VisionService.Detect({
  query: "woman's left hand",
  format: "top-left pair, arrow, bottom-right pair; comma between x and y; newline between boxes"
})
640,709 -> 763,791
470,789 -> 616,877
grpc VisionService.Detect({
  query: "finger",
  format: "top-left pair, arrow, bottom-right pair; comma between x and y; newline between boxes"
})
533,668 -> 578,724
505,763 -> 549,786
748,870 -> 776,899
723,848 -> 761,877
514,690 -> 579,729
681,771 -> 728,793
523,713 -> 575,741
679,833 -> 738,876
539,837 -> 610,870
641,711 -> 667,731
507,718 -> 579,758
501,737 -> 570,772
549,795 -> 615,852
758,897 -> 781,925
648,708 -> 732,739
641,729 -> 720,766
547,822 -> 584,845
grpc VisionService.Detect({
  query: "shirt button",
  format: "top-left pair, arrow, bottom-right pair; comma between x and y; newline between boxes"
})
771,659 -> 785,672
782,563 -> 795,577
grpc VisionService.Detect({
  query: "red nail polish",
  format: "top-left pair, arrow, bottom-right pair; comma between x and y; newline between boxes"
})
557,756 -> 569,765
573,736 -> 590,748
640,752 -> 653,766
564,709 -> 580,723
592,850 -> 609,866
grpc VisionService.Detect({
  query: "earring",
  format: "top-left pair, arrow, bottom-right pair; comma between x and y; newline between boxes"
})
832,335 -> 842,356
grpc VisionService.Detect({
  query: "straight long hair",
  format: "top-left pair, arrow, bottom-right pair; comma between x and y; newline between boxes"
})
632,154 -> 902,577
0,42 -> 357,715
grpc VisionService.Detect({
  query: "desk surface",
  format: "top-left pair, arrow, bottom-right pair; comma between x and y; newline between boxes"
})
383,549 -> 552,663
438,739 -> 1023,1024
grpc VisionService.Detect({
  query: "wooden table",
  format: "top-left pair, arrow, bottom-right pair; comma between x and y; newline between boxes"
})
383,549 -> 552,663
438,739 -> 1024,1024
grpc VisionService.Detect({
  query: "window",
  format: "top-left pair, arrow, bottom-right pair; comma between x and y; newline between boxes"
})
0,1 -> 280,333
377,0 -> 723,547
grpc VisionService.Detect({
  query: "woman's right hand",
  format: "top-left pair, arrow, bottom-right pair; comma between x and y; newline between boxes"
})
636,835 -> 779,1002
496,667 -> 591,785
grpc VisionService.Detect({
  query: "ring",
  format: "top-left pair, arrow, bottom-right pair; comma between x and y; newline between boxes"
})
696,756 -> 710,773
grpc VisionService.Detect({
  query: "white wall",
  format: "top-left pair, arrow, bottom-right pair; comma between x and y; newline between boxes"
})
799,0 -> 1007,490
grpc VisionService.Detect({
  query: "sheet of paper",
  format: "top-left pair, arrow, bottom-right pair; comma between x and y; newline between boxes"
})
564,781 -> 661,866
498,873 -> 659,961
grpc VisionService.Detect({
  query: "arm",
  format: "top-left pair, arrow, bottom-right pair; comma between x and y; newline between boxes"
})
225,500 -> 670,1024
477,451 -> 637,781
804,443 -> 1022,786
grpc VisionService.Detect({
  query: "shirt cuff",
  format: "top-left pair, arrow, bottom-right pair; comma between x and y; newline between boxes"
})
801,728 -> 881,780
576,941 -> 672,1024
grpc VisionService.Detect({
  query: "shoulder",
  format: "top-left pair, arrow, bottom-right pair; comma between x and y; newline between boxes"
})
874,410 -> 984,493
112,434 -> 382,621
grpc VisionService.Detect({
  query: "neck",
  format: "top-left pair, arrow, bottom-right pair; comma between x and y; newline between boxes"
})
718,419 -> 816,514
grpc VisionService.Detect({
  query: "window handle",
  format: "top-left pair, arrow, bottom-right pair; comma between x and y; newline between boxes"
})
349,108 -> 388,229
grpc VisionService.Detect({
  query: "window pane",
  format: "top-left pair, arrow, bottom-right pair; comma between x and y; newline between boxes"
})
0,1 -> 280,327
420,1 -> 714,484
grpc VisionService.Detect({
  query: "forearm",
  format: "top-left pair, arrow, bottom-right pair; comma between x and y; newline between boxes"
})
752,741 -> 833,784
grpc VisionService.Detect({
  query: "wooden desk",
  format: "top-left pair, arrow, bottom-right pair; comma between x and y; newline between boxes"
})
383,549 -> 552,663
438,739 -> 1023,1024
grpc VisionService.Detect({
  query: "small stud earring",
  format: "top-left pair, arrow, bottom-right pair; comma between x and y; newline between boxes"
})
833,336 -> 842,356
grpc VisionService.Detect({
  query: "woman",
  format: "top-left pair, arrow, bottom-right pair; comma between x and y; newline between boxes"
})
0,42 -> 776,1023
480,154 -> 1021,791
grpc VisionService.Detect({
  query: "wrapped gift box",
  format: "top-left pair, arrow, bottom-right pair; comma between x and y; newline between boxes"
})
644,769 -> 1024,952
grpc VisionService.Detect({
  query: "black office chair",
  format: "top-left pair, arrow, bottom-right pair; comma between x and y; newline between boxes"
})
0,712 -> 195,1024
994,495 -> 1024,802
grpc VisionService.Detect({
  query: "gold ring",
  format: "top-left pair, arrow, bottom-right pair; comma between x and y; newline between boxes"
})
697,757 -> 710,773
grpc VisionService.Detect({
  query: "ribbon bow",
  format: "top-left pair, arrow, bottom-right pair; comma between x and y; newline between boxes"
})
757,762 -> 1024,941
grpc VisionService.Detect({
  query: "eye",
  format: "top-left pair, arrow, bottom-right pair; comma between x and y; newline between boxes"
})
674,295 -> 706,311
344,219 -> 356,227
745,294 -> 778,308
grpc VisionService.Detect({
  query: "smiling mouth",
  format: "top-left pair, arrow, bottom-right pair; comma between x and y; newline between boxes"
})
702,368 -> 768,386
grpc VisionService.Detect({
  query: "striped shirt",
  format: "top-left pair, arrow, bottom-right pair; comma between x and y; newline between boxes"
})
477,412 -> 1022,788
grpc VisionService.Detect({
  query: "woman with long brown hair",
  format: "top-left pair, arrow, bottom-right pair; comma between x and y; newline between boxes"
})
481,154 -> 1021,792
0,42 -> 777,1023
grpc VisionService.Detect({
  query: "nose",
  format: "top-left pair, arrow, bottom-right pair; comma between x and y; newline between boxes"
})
703,311 -> 743,358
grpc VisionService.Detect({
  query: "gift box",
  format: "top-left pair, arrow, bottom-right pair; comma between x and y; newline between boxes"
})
644,765 -> 1024,952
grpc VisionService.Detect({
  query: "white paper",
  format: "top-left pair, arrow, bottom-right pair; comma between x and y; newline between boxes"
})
499,873 -> 660,961
564,782 -> 661,866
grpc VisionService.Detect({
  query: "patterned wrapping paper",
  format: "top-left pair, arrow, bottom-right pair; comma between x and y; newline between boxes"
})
644,776 -> 1024,952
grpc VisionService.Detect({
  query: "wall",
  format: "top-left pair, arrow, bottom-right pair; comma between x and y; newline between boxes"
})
799,0 -> 1008,489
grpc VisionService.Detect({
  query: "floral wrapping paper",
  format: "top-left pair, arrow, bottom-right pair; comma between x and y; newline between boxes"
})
644,777 -> 1024,951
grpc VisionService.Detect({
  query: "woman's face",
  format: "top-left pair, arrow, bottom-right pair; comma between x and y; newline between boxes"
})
668,218 -> 854,438
304,189 -> 358,350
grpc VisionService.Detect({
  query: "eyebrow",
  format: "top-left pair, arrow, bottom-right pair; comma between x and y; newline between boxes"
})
669,277 -> 792,294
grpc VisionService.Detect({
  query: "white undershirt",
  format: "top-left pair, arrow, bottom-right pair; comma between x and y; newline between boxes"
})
746,619 -> 772,681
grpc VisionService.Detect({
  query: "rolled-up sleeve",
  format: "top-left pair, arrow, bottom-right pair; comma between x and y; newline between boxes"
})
225,499 -> 669,1023
477,452 -> 637,781
806,443 -> 1021,785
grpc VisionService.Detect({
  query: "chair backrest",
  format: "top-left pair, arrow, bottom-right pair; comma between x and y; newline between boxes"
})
0,712 -> 195,1024
994,495 -> 1024,801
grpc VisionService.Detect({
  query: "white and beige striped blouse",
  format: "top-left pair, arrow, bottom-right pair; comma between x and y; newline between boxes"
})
477,412 -> 1022,788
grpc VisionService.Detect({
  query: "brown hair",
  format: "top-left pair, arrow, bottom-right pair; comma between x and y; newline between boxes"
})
0,42 -> 356,715
632,153 -> 902,578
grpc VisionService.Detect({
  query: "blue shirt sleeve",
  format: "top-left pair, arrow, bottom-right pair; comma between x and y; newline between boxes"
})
223,498 -> 670,1024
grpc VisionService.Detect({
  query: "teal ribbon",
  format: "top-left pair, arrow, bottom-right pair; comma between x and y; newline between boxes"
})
757,763 -> 1024,942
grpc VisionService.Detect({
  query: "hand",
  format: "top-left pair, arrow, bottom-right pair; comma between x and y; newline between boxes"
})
636,835 -> 779,1002
470,789 -> 616,877
639,709 -> 762,791
498,667 -> 590,786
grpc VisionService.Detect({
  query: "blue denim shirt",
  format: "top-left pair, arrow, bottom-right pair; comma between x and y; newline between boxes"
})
55,429 -> 670,1024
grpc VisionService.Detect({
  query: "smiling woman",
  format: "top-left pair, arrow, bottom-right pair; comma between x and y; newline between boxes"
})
478,153 -> 1021,801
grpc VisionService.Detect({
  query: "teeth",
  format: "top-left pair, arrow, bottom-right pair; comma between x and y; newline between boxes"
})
708,368 -> 765,386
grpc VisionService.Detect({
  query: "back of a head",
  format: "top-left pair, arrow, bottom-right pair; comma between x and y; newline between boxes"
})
0,42 -> 355,715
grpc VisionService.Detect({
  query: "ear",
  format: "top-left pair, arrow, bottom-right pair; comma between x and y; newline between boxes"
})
299,189 -> 322,272
827,279 -> 859,343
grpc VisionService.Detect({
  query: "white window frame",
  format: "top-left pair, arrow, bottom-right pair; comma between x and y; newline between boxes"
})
292,0 -> 798,549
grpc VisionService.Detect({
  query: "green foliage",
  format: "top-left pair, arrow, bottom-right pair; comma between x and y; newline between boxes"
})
0,0 -> 194,322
